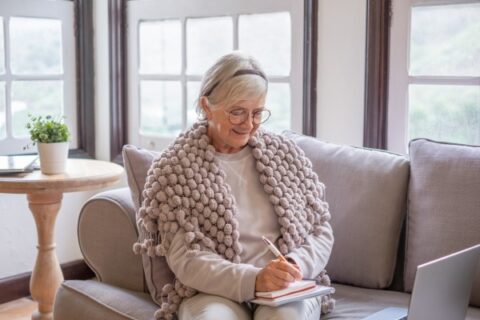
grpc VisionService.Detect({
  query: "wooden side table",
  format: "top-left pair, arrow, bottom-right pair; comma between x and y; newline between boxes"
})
0,159 -> 124,320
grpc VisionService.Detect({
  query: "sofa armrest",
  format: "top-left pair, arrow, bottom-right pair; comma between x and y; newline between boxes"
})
78,187 -> 145,292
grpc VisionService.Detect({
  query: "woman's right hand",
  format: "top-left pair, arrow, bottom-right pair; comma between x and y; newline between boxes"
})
255,259 -> 303,292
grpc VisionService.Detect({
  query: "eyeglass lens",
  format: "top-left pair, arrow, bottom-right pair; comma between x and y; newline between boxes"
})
229,109 -> 270,124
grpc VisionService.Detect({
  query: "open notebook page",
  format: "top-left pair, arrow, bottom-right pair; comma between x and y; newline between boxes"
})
255,280 -> 316,299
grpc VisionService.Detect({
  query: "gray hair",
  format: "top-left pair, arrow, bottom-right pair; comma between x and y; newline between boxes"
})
196,51 -> 268,118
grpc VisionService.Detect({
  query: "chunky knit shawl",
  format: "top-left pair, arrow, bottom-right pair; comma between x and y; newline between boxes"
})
134,121 -> 335,320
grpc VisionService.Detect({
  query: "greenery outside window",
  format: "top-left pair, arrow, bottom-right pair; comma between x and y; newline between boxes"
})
388,0 -> 480,153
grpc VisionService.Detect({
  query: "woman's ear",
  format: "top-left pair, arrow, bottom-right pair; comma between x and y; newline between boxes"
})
199,96 -> 213,120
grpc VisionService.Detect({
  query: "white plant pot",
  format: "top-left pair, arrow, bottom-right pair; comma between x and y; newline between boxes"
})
37,142 -> 69,175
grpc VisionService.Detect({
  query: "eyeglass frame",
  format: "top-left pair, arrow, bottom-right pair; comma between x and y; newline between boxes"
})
224,107 -> 271,125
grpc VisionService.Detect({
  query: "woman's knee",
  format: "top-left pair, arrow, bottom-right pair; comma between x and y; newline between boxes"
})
254,297 -> 321,320
179,293 -> 251,320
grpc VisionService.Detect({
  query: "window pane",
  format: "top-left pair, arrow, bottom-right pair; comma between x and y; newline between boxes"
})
410,4 -> 480,76
0,18 -> 4,74
262,83 -> 291,133
239,12 -> 291,76
0,82 -> 5,139
409,85 -> 480,145
139,20 -> 181,75
12,81 -> 63,138
186,17 -> 233,75
10,17 -> 63,75
187,81 -> 201,128
140,81 -> 182,136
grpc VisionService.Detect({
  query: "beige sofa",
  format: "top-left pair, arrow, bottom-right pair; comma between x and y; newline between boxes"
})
53,134 -> 480,320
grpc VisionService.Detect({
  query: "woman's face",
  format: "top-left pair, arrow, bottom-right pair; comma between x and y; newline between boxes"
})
203,95 -> 266,154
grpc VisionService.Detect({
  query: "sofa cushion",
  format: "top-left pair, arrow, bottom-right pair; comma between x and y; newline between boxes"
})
54,280 -> 158,320
324,284 -> 410,319
122,145 -> 175,306
122,145 -> 160,211
405,139 -> 480,307
323,284 -> 480,320
285,132 -> 410,289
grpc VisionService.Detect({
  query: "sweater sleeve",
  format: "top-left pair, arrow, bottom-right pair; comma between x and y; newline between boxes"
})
285,222 -> 334,278
165,230 -> 262,302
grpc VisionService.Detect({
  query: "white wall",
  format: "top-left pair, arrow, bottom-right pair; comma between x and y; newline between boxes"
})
94,0 -> 111,162
316,0 -> 367,147
0,190 -> 106,278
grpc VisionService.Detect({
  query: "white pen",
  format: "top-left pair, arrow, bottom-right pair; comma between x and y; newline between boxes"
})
262,235 -> 288,262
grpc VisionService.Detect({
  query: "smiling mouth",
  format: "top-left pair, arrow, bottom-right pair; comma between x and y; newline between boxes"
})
232,128 -> 250,135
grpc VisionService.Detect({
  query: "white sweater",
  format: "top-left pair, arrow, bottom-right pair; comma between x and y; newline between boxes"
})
166,146 -> 334,303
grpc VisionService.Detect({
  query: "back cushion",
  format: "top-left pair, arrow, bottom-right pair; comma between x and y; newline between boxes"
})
285,132 -> 410,289
405,139 -> 480,306
122,145 -> 175,304
122,145 -> 159,211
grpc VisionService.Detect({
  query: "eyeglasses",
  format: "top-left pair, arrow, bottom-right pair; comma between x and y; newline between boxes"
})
225,108 -> 271,125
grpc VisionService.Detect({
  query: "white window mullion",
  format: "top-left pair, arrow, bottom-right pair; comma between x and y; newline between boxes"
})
409,76 -> 480,86
3,16 -> 10,77
185,75 -> 203,82
127,4 -> 140,148
181,16 -> 187,129
61,5 -> 78,149
3,16 -> 11,140
388,0 -> 411,154
128,0 -> 292,19
140,75 -> 183,81
266,76 -> 290,83
8,75 -> 64,81
412,0 -> 479,6
233,14 -> 239,50
5,82 -> 12,141
288,0 -> 303,133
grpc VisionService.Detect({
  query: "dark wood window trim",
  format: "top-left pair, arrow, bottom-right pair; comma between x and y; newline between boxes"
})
303,0 -> 318,137
108,0 -> 318,160
363,0 -> 391,149
109,0 -> 127,164
72,0 -> 96,159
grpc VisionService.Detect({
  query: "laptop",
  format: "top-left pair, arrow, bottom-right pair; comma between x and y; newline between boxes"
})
363,244 -> 480,320
0,155 -> 38,174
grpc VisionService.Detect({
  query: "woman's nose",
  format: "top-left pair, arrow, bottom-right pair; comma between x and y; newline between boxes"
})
240,113 -> 255,129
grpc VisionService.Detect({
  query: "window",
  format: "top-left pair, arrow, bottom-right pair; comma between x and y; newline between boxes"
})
388,0 -> 480,153
127,0 -> 304,150
0,0 -> 77,155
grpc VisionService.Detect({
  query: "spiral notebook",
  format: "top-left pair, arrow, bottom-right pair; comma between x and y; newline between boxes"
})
251,280 -> 334,307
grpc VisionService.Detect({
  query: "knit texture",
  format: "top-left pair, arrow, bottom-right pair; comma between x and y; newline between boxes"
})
134,121 -> 335,319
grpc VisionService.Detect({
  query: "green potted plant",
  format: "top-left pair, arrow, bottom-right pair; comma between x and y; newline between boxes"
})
26,114 -> 71,175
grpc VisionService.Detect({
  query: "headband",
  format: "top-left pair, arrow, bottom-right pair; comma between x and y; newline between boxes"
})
204,69 -> 267,97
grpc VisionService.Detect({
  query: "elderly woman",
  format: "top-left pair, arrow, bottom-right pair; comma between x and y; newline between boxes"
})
136,52 -> 334,320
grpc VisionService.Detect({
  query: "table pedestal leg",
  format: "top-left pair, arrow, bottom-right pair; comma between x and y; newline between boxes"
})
27,192 -> 64,320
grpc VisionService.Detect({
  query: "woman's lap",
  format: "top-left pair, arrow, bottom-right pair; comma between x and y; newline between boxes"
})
178,293 -> 251,320
254,296 -> 321,320
178,293 -> 321,320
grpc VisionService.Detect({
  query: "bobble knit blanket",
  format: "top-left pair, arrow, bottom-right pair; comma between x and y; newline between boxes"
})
134,121 -> 335,320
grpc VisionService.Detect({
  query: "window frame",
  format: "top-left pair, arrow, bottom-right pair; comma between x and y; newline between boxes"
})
0,0 -> 95,158
73,0 -> 96,159
108,0 -> 318,162
386,0 -> 480,153
364,0 -> 480,154
363,0 -> 391,149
